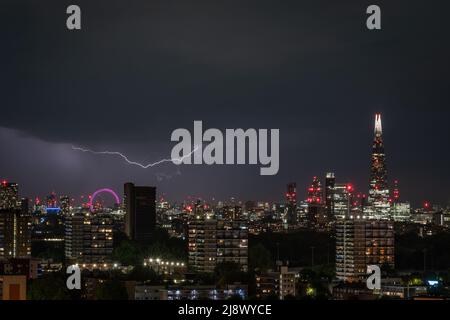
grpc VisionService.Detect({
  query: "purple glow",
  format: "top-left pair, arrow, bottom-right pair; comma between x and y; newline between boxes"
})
89,188 -> 120,211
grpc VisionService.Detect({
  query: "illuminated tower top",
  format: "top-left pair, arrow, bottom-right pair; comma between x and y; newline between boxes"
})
374,113 -> 382,136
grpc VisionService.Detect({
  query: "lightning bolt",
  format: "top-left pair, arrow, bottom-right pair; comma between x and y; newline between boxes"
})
72,145 -> 198,168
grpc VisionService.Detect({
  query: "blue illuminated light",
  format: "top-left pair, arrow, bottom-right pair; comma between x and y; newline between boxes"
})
46,207 -> 61,214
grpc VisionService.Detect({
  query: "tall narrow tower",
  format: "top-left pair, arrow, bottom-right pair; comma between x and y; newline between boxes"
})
285,183 -> 297,225
367,114 -> 390,219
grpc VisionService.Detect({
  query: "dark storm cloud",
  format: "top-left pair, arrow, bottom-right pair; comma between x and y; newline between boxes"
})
0,0 -> 449,204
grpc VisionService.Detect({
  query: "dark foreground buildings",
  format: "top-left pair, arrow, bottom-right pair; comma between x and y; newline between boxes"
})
124,183 -> 156,245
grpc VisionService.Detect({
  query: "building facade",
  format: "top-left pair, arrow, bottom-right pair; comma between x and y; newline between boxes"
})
188,202 -> 248,273
336,219 -> 394,282
124,183 -> 156,245
65,212 -> 113,263
0,209 -> 31,258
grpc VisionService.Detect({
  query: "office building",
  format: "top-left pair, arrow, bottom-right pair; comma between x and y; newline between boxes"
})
306,176 -> 325,227
124,183 -> 156,245
333,183 -> 354,219
325,172 -> 335,218
60,196 -> 71,216
285,183 -> 297,225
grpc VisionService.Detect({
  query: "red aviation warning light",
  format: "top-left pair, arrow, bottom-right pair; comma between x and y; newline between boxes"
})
346,184 -> 354,193
307,176 -> 323,204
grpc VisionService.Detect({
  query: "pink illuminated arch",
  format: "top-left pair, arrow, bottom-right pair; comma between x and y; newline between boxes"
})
89,188 -> 120,211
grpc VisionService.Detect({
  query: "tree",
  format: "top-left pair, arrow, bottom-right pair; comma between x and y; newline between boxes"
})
249,243 -> 272,272
214,262 -> 247,287
95,279 -> 128,300
112,240 -> 142,266
28,273 -> 71,300
113,231 -> 129,248
128,265 -> 161,282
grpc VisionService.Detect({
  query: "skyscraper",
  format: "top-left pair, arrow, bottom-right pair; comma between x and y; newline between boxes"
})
333,183 -> 354,220
390,180 -> 411,222
124,183 -> 156,245
60,196 -> 71,216
285,183 -> 297,225
0,181 -> 19,210
0,209 -> 31,258
306,176 -> 324,227
0,182 -> 31,258
367,114 -> 390,219
325,173 -> 335,218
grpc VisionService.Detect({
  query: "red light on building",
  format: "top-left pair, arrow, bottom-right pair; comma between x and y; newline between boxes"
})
346,184 -> 353,192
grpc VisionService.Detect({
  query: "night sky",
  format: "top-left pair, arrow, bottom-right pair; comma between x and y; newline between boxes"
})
1,0 -> 449,206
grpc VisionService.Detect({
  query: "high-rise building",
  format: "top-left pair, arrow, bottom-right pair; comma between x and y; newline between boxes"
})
333,183 -> 354,219
65,213 -> 85,260
216,219 -> 248,272
46,193 -> 57,209
60,196 -> 71,216
390,180 -> 411,222
306,176 -> 324,227
285,183 -> 297,225
367,114 -> 390,219
124,183 -> 156,245
0,209 -> 31,258
0,181 -> 19,210
188,203 -> 217,273
325,173 -> 336,218
65,212 -> 113,263
0,182 -> 31,259
188,201 -> 248,273
336,219 -> 394,282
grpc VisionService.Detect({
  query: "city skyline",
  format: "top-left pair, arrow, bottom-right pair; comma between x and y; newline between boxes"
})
0,114 -> 446,209
1,1 -> 449,206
